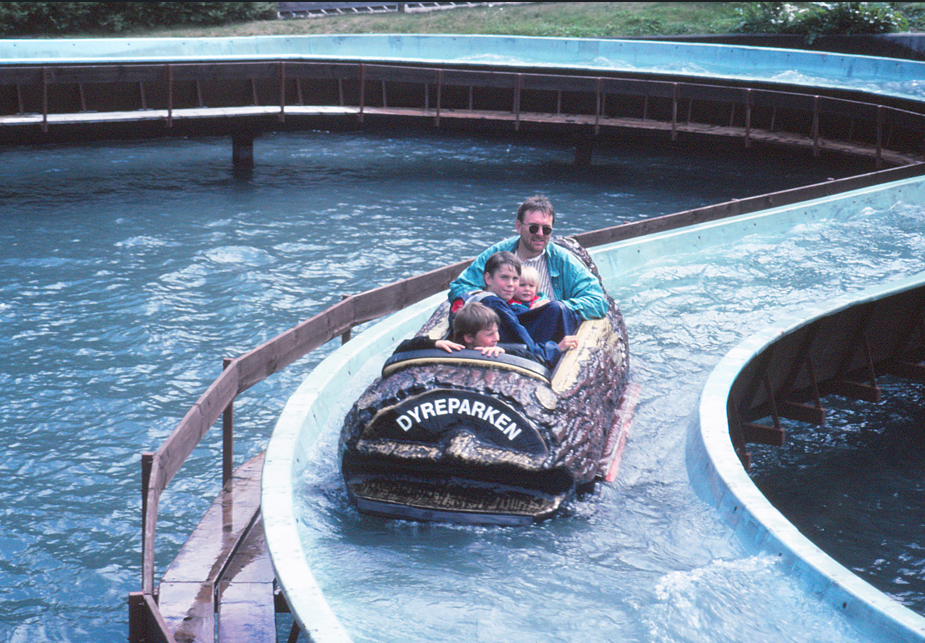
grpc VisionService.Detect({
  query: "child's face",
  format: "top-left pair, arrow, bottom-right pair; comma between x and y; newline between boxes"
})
484,264 -> 519,300
515,279 -> 537,302
466,323 -> 499,348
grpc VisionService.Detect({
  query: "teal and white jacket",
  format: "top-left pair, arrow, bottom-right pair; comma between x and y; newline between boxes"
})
448,236 -> 609,321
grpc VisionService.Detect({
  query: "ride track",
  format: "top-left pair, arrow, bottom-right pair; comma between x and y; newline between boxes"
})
15,34 -> 907,642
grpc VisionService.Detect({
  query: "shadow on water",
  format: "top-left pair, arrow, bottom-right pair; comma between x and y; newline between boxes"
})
748,376 -> 925,615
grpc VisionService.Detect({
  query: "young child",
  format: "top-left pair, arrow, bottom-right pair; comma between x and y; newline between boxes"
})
473,251 -> 578,367
447,301 -> 505,357
508,264 -> 548,313
393,301 -> 505,358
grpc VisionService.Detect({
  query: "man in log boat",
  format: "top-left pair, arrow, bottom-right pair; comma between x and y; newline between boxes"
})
448,195 -> 609,340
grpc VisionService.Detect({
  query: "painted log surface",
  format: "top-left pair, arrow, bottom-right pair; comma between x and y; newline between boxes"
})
339,237 -> 630,522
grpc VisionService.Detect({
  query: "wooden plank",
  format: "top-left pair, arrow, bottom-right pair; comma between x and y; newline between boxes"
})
155,452 -> 265,643
158,581 -> 215,643
284,61 -> 358,81
218,583 -> 276,643
742,422 -> 786,446
823,378 -> 882,403
33,64 -> 164,85
889,107 -> 925,131
681,83 -> 742,102
577,163 -> 925,250
779,400 -> 826,425
0,66 -> 46,85
220,514 -> 274,585
161,453 -> 264,584
169,62 -> 280,82
129,591 -> 176,643
521,73 -> 600,94
217,514 -> 276,643
156,365 -> 240,490
817,95 -> 878,121
751,88 -> 817,111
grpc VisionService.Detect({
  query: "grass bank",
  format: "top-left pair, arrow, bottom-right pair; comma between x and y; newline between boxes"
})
103,3 -> 745,39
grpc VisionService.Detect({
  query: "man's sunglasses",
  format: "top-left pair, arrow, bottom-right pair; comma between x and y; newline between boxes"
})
527,224 -> 553,236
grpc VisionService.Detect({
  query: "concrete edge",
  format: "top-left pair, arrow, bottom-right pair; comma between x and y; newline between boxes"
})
261,292 -> 446,642
2,35 -> 924,101
691,272 -> 925,642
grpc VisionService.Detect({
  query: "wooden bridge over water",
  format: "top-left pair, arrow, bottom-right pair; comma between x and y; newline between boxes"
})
3,56 -> 924,170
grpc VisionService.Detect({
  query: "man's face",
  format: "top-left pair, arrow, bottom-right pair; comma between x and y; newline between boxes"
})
515,209 -> 554,258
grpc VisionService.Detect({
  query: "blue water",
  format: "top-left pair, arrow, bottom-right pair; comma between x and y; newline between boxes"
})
293,193 -> 925,642
0,127 -> 893,641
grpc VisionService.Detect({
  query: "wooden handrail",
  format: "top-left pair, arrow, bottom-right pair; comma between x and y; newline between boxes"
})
139,258 -> 469,595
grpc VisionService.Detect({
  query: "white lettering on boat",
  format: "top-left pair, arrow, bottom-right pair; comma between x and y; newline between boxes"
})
394,395 -> 522,441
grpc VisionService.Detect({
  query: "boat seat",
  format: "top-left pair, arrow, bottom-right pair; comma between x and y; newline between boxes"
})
382,344 -> 552,381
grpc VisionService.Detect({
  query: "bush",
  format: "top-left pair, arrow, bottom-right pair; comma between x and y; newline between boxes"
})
735,2 -> 908,43
900,3 -> 925,31
0,2 -> 277,36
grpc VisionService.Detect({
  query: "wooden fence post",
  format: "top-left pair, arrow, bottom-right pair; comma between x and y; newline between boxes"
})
222,358 -> 234,487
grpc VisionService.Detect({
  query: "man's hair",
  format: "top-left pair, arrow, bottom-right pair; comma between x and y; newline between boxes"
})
516,194 -> 556,224
451,302 -> 499,344
484,250 -> 521,278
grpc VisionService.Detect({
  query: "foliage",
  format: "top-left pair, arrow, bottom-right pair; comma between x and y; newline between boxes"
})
735,3 -> 909,42
0,2 -> 276,36
901,3 -> 925,31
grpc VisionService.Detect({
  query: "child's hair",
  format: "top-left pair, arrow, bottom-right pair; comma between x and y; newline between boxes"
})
484,251 -> 522,278
519,265 -> 540,287
451,302 -> 500,344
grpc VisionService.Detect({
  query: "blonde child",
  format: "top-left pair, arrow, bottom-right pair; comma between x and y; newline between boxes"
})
508,264 -> 548,313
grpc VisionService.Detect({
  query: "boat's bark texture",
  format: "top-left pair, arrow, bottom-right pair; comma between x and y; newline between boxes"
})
339,237 -> 630,520
343,361 -> 558,470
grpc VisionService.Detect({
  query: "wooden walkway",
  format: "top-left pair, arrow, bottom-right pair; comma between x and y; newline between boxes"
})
4,102 -> 917,169
130,452 -> 296,643
3,58 -> 924,169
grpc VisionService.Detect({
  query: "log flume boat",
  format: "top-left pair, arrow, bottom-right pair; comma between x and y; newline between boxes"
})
338,237 -> 633,525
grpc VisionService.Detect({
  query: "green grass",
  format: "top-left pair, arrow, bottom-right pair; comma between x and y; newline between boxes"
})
92,3 -> 747,39
23,2 -> 925,40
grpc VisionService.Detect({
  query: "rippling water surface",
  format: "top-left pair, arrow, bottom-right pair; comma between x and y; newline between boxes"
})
0,128 -> 894,641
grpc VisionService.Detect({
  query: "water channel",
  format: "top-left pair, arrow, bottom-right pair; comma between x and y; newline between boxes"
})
0,127 -> 914,642
289,162 -> 925,642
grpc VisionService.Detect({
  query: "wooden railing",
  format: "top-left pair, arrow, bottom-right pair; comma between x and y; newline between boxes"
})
137,260 -> 468,594
3,61 -> 925,167
726,278 -> 925,470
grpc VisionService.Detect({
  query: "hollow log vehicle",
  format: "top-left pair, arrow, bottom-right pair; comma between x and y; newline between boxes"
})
339,238 -> 632,525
